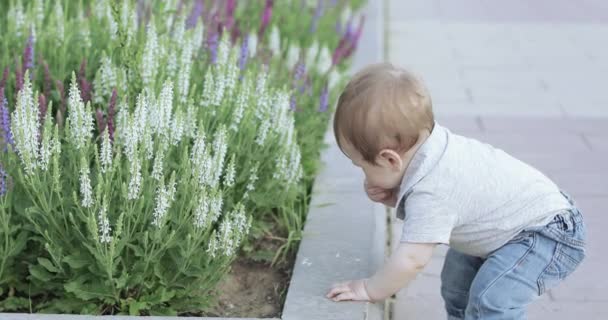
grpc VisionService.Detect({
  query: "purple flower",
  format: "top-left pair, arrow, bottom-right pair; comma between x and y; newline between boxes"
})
239,35 -> 249,70
294,61 -> 306,81
38,93 -> 48,125
259,0 -> 273,36
78,59 -> 92,103
42,61 -> 53,96
22,32 -> 35,75
208,32 -> 219,64
0,67 -> 8,90
318,84 -> 329,112
309,0 -> 324,33
15,67 -> 24,94
55,80 -> 66,116
290,94 -> 297,111
96,108 -> 106,134
342,16 -> 365,60
186,0 -> 204,29
225,0 -> 236,30
0,165 -> 7,196
0,93 -> 14,150
107,89 -> 117,142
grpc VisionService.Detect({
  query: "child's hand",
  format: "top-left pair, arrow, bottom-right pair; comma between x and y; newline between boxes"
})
365,180 -> 398,207
326,279 -> 372,302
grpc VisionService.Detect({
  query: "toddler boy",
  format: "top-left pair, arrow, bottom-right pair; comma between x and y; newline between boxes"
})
326,63 -> 586,320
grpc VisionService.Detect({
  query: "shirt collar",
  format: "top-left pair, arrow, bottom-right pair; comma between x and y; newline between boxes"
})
395,122 -> 448,217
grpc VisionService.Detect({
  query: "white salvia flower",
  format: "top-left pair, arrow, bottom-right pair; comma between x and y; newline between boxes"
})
38,116 -> 54,171
14,0 -> 25,38
127,156 -> 142,200
152,177 -> 176,227
67,73 -> 94,150
133,93 -> 149,139
192,23 -> 205,52
269,26 -> 281,56
209,192 -> 223,223
211,127 -> 228,188
106,4 -> 118,40
243,165 -> 259,198
98,203 -> 112,244
10,72 -> 39,175
142,23 -> 159,87
190,129 -> 206,170
163,0 -> 177,30
306,40 -> 319,69
178,39 -> 193,104
170,109 -> 185,146
255,73 -> 269,119
100,129 -> 113,173
248,32 -> 258,58
255,120 -> 270,146
122,115 -> 139,161
212,68 -> 226,107
35,0 -> 44,30
93,54 -> 117,104
200,69 -> 215,106
224,51 -> 239,97
151,148 -> 165,181
173,18 -> 186,48
80,20 -> 92,49
223,156 -> 236,187
95,0 -> 108,20
232,204 -> 249,235
317,46 -> 332,74
121,1 -> 136,44
185,104 -> 198,138
328,69 -> 341,90
194,192 -> 210,228
286,44 -> 301,70
341,5 -> 352,25
166,49 -> 178,79
230,77 -> 250,131
217,34 -> 230,67
54,0 -> 64,42
207,232 -> 219,258
218,218 -> 234,256
154,81 -> 174,138
115,105 -> 129,145
79,156 -> 93,208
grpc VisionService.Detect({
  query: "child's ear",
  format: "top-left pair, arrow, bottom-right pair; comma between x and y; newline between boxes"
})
377,149 -> 403,170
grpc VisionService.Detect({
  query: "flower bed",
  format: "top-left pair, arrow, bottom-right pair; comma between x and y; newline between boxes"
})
0,0 -> 364,316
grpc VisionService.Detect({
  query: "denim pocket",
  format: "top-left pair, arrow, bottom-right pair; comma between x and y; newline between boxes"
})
537,242 -> 586,295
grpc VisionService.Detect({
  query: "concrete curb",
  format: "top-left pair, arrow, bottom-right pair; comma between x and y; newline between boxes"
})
281,0 -> 387,319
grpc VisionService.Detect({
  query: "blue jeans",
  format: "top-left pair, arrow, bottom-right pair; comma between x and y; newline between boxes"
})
440,205 -> 586,319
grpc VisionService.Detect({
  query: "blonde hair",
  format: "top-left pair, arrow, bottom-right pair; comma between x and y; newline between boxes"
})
334,63 -> 434,163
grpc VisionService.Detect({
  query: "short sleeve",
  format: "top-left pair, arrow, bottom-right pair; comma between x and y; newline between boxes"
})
399,190 -> 456,244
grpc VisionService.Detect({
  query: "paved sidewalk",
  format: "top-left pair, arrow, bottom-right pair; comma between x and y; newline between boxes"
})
386,0 -> 608,319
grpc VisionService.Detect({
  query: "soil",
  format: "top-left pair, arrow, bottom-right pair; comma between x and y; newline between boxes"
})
202,237 -> 296,318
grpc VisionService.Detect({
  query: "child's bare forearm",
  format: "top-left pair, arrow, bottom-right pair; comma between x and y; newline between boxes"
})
365,243 -> 436,301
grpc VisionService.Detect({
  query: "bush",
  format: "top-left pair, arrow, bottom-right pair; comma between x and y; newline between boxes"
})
0,0 -> 365,315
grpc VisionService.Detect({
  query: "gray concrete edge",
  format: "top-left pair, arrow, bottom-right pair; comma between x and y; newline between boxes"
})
281,0 -> 387,319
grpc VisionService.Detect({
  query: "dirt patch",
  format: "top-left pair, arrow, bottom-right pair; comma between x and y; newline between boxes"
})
203,236 -> 296,318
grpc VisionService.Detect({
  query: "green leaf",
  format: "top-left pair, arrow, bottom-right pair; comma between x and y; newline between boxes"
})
149,306 -> 178,316
37,257 -> 60,273
128,300 -> 149,315
63,254 -> 89,269
64,279 -> 114,301
29,264 -> 54,282
0,296 -> 31,312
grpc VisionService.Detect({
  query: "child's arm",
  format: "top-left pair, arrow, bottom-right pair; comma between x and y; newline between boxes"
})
326,242 -> 436,302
